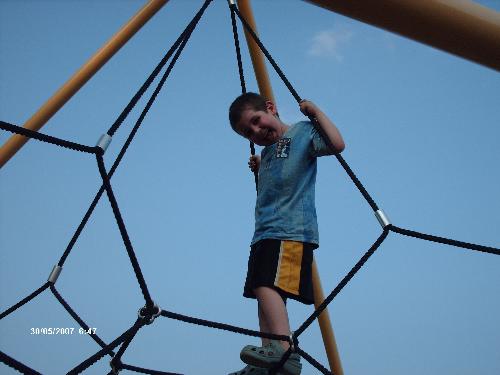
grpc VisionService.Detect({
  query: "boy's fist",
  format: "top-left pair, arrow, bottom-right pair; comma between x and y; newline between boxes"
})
248,155 -> 261,173
299,99 -> 319,118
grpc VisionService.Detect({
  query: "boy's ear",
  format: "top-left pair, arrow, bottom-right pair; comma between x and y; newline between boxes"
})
265,100 -> 277,115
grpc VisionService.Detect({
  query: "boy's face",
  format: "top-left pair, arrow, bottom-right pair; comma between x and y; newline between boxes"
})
234,101 -> 286,146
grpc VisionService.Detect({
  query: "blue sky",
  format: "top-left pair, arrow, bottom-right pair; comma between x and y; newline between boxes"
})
1,1 -> 499,374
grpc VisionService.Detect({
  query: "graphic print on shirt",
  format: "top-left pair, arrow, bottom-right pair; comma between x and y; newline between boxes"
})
276,138 -> 291,158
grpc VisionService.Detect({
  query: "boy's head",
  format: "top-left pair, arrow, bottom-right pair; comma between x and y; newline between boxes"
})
229,92 -> 267,130
228,92 -> 287,146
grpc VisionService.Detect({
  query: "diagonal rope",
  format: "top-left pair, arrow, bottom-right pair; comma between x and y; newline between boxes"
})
229,5 -> 246,94
390,225 -> 500,255
0,120 -> 97,155
0,350 -> 43,375
95,153 -> 154,307
295,228 -> 390,337
0,282 -> 50,321
110,321 -> 144,373
67,319 -> 144,375
296,347 -> 332,375
58,0 -> 211,267
50,285 -> 114,355
160,309 -> 290,343
107,0 -> 214,137
120,363 -> 182,375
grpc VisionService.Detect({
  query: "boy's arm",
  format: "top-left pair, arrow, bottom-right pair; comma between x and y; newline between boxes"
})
299,99 -> 345,153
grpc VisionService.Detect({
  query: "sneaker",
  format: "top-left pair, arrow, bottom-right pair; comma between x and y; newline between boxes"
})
240,340 -> 301,375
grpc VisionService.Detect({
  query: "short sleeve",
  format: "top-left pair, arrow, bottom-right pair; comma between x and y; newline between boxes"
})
309,122 -> 334,157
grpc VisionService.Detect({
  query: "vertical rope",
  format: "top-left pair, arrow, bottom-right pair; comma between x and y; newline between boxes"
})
229,2 -> 258,191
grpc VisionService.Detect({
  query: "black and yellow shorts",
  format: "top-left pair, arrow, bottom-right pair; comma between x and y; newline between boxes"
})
243,239 -> 316,305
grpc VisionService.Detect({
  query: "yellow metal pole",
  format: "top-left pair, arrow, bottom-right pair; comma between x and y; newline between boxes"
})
312,259 -> 344,375
236,1 -> 343,372
303,0 -> 500,72
0,0 -> 169,169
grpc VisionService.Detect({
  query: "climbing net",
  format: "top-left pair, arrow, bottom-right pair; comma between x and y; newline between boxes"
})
1,1 -> 499,374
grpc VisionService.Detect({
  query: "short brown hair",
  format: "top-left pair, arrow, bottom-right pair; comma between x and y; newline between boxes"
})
228,92 -> 267,131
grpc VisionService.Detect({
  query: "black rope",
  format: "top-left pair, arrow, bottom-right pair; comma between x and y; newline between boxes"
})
50,285 -> 114,355
228,3 -> 259,190
0,350 -> 42,375
229,5 -> 246,94
0,120 -> 97,155
0,282 -> 50,320
268,348 -> 292,375
333,153 -> 379,211
390,225 -> 500,255
80,0 -> 209,304
231,6 -> 300,102
2,2 -> 499,375
120,363 -> 182,375
107,0 -> 214,137
67,319 -> 144,375
95,154 -> 154,308
58,0 -> 213,267
296,347 -> 331,375
295,228 -> 390,337
60,15 -> 192,264
160,309 -> 290,343
109,327 -> 142,375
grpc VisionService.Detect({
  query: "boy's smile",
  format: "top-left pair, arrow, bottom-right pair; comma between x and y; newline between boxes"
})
234,101 -> 289,146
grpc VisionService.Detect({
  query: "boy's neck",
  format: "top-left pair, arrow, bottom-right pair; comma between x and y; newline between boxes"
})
275,116 -> 290,137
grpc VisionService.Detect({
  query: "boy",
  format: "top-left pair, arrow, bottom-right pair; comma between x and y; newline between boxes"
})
228,92 -> 345,375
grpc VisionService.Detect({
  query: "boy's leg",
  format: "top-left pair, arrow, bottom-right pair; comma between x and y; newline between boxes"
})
254,286 -> 290,350
258,302 -> 270,347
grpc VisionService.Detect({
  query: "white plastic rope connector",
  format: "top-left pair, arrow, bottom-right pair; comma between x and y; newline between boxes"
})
375,209 -> 391,228
48,265 -> 62,284
96,134 -> 112,153
289,331 -> 295,351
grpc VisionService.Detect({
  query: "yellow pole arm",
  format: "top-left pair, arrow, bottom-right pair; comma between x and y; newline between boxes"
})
304,0 -> 500,72
0,0 -> 169,169
312,259 -> 344,375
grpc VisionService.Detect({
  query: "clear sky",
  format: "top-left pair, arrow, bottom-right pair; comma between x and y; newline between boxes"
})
1,1 -> 499,374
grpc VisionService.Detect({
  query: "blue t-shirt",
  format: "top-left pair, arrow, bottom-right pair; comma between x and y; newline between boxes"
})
251,121 -> 333,246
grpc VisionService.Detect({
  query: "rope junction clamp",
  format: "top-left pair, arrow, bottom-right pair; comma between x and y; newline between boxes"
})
138,303 -> 162,325
96,133 -> 112,153
375,209 -> 391,228
227,0 -> 236,5
289,331 -> 296,351
47,265 -> 62,284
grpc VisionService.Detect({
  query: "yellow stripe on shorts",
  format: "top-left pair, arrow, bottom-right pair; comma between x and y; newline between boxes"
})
274,241 -> 303,295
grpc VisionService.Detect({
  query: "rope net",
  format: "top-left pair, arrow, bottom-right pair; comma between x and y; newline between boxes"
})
1,1 -> 499,374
